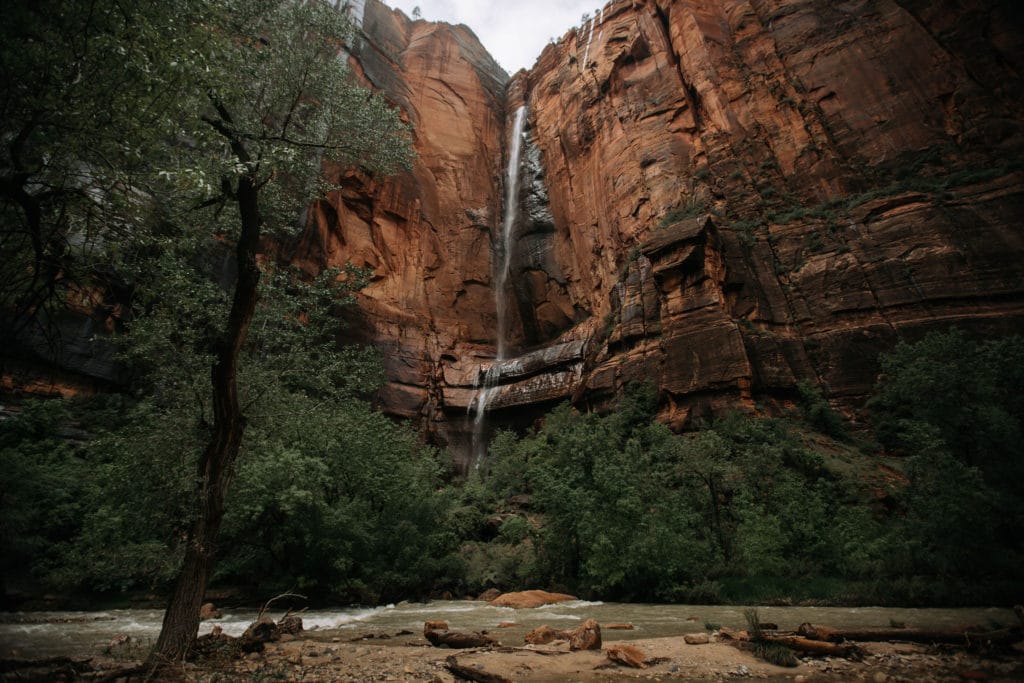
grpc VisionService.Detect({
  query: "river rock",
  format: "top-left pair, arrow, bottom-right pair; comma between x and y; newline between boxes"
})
569,619 -> 601,651
200,602 -> 222,620
477,587 -> 502,602
424,620 -> 449,633
607,644 -> 647,668
524,625 -> 568,645
488,590 -> 577,609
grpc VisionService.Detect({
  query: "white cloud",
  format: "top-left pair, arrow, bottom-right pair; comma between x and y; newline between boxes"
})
381,0 -> 603,73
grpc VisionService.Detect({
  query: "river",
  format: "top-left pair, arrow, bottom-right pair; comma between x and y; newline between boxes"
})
0,600 -> 1015,660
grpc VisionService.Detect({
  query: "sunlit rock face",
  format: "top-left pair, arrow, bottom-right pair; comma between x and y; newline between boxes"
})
312,0 -> 1022,465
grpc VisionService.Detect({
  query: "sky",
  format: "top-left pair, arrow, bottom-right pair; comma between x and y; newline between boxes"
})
382,0 -> 603,73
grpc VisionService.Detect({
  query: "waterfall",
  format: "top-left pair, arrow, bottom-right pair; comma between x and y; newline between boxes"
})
581,17 -> 594,70
469,104 -> 528,463
581,7 -> 603,70
496,105 -> 528,360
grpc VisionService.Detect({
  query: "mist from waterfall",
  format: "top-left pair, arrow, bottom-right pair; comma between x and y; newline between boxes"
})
469,104 -> 528,462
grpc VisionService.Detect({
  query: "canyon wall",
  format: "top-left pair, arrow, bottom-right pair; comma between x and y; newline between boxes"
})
323,0 -> 1023,462
292,1 -> 511,456
504,0 -> 1024,429
10,0 -> 1022,467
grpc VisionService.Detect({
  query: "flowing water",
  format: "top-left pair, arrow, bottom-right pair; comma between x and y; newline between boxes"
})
0,600 -> 1014,660
469,105 -> 529,462
494,104 -> 528,361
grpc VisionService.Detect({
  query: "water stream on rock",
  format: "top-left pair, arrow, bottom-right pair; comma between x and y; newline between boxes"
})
1,602 -> 1014,659
469,105 -> 528,463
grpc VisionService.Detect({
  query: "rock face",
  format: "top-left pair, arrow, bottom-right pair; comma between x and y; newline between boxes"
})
316,0 -> 1023,457
290,1 -> 511,462
11,1 -> 1023,464
514,0 -> 1024,425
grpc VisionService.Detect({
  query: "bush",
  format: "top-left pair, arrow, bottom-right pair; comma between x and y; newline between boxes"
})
795,380 -> 849,439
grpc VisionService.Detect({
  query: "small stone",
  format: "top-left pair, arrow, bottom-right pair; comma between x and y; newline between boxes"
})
684,633 -> 709,645
873,673 -> 889,683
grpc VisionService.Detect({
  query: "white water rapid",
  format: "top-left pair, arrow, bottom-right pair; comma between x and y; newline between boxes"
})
469,105 -> 528,463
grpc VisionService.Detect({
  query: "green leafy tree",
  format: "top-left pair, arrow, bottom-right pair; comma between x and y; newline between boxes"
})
870,329 -> 1023,477
0,401 -> 89,591
3,0 -> 412,665
869,331 -> 1023,593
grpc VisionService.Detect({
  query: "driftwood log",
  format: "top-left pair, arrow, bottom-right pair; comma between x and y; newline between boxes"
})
426,629 -> 498,649
423,620 -> 497,649
445,655 -> 511,683
797,623 -> 1021,646
762,635 -> 861,658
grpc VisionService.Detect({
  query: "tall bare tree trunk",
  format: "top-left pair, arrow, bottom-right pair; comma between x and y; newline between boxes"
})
148,174 -> 261,667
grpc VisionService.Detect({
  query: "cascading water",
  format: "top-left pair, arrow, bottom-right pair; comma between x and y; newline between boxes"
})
580,7 -> 603,70
496,105 -> 528,360
469,105 -> 528,462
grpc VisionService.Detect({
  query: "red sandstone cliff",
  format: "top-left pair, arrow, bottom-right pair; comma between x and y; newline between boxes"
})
509,0 -> 1024,428
10,0 -> 1023,466
290,1 -> 511,456
317,0 -> 1022,462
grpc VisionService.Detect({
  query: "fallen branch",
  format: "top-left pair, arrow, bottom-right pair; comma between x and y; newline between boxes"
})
255,591 -> 307,622
493,647 -> 568,656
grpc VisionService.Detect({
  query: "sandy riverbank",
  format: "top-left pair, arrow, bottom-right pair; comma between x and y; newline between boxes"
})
20,627 -> 1018,682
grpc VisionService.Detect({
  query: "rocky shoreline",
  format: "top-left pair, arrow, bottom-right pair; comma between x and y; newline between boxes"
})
7,630 -> 1021,682
4,601 -> 1022,683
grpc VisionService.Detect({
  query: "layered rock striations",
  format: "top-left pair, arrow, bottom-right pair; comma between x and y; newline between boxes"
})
326,0 -> 1022,458
292,1 -> 511,456
508,0 -> 1024,427
11,0 -> 1023,465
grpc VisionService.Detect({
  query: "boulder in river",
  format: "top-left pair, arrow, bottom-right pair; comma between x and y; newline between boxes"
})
200,602 -> 222,620
488,590 -> 577,609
